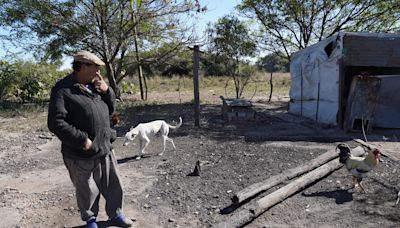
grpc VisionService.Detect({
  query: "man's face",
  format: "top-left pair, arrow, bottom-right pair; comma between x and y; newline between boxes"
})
81,63 -> 100,83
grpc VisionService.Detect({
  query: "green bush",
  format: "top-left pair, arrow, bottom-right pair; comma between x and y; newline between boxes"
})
121,81 -> 135,94
0,60 -> 66,102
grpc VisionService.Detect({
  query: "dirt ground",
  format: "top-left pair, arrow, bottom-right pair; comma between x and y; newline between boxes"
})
1,93 -> 400,228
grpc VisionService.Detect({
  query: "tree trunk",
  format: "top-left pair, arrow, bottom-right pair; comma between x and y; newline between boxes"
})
268,72 -> 273,102
143,72 -> 148,100
98,20 -> 121,99
133,14 -> 145,100
105,63 -> 121,99
193,45 -> 200,127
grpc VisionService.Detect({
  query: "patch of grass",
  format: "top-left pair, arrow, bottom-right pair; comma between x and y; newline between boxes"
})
0,101 -> 48,118
0,101 -> 49,134
126,73 -> 290,99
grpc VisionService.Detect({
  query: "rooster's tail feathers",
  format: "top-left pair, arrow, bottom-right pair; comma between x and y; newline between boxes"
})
336,143 -> 351,164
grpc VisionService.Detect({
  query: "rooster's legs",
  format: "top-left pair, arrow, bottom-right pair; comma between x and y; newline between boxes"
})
350,177 -> 356,189
358,181 -> 366,193
350,177 -> 366,193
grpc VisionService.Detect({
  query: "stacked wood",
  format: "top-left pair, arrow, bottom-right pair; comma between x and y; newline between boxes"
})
215,159 -> 343,228
252,159 -> 342,216
232,148 -> 340,204
215,146 -> 367,228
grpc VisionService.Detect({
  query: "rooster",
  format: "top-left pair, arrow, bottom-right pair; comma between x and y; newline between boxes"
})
336,143 -> 381,193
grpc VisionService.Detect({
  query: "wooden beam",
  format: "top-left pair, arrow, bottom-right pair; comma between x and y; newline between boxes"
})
215,159 -> 343,228
193,45 -> 200,127
252,159 -> 342,216
232,147 -> 341,204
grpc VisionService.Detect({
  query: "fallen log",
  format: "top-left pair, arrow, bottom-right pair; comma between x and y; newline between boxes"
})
245,134 -> 353,143
354,138 -> 399,161
215,159 -> 343,228
252,159 -> 342,216
232,146 -> 365,205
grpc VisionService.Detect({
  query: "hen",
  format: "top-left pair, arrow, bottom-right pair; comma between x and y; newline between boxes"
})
336,143 -> 381,193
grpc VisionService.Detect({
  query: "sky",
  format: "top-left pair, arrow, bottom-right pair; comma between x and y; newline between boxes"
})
197,0 -> 240,31
0,0 -> 240,70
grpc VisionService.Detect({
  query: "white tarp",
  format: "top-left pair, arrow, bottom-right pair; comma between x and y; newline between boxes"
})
289,33 -> 343,125
289,32 -> 400,127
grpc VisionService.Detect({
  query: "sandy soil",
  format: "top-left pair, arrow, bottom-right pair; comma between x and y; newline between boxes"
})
1,96 -> 400,228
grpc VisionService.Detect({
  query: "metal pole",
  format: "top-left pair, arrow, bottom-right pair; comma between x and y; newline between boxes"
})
193,45 -> 200,127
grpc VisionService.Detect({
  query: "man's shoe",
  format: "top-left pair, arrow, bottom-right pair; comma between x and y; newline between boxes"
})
111,214 -> 134,227
86,218 -> 98,228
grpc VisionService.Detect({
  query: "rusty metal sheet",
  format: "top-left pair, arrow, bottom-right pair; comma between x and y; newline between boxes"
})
343,76 -> 381,132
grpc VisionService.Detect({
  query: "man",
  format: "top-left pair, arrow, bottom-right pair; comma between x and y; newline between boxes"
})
48,50 -> 134,228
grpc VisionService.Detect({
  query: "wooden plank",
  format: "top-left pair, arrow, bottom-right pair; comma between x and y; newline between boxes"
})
343,76 -> 381,133
232,148 -> 339,204
252,159 -> 342,216
232,146 -> 366,205
215,159 -> 344,228
193,45 -> 200,127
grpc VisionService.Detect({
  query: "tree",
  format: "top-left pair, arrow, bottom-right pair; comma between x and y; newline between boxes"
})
207,15 -> 257,99
256,53 -> 288,72
256,53 -> 287,102
0,0 -> 197,99
200,52 -> 234,76
238,0 -> 400,61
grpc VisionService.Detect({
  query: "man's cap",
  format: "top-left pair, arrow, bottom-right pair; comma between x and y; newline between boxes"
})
73,50 -> 105,66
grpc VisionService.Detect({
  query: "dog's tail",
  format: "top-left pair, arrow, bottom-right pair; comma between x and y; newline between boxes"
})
168,117 -> 182,129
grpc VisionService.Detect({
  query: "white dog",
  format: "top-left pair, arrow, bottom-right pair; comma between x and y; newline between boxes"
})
123,117 -> 182,159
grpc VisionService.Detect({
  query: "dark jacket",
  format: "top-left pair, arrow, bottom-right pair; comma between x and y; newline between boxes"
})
48,74 -> 116,160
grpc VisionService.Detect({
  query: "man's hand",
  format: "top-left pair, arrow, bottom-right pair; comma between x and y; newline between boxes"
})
83,138 -> 93,151
93,72 -> 108,93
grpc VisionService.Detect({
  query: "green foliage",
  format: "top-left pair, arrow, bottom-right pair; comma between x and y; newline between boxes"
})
207,15 -> 257,61
121,81 -> 135,94
238,0 -> 400,60
0,60 -> 65,102
201,52 -> 233,76
0,0 -> 198,99
256,53 -> 289,73
207,15 -> 257,98
0,61 -> 17,101
122,46 -> 194,79
235,64 -> 257,98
